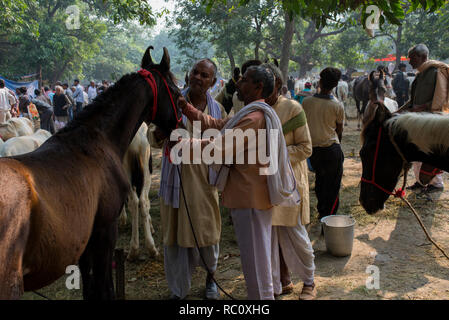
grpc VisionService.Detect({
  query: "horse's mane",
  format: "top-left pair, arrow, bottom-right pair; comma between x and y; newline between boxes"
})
386,112 -> 449,154
56,66 -> 178,137
57,73 -> 142,135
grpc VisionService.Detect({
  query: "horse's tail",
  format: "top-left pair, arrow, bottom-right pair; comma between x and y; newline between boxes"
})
0,160 -> 33,299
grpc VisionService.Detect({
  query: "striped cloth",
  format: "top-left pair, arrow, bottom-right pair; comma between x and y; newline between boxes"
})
159,88 -> 222,208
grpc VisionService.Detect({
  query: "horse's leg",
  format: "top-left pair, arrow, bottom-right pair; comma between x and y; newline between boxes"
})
0,220 -> 27,299
355,99 -> 361,129
79,240 -> 94,300
342,101 -> 349,126
361,100 -> 369,121
89,219 -> 118,300
127,188 -> 140,261
119,202 -> 127,227
139,155 -> 158,258
139,193 -> 158,258
0,169 -> 30,299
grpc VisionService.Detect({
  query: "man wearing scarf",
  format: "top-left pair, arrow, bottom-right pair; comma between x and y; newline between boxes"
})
150,59 -> 226,300
263,63 -> 316,300
399,44 -> 449,193
178,65 -> 300,300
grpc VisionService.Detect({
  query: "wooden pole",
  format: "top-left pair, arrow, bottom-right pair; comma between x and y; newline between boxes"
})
114,248 -> 125,300
39,65 -> 42,89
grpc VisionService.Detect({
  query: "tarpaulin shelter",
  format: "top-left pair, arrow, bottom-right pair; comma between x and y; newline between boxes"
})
0,75 -> 39,98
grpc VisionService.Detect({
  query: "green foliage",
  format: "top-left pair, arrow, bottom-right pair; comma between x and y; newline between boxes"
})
0,0 -> 162,83
401,3 -> 449,60
81,22 -> 152,82
196,0 -> 447,29
0,0 -> 37,35
168,0 -> 256,77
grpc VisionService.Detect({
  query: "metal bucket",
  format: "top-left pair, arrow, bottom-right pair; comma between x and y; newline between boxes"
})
321,215 -> 355,257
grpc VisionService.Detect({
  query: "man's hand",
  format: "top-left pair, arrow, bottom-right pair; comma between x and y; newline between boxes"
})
178,96 -> 189,112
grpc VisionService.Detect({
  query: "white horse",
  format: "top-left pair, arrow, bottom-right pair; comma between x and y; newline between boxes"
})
0,117 -> 34,141
119,123 -> 158,260
385,74 -> 396,100
0,129 -> 51,157
334,80 -> 350,124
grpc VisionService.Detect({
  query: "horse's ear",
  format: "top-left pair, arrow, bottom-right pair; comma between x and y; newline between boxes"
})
141,46 -> 154,69
273,59 -> 279,67
368,71 -> 376,82
160,47 -> 171,72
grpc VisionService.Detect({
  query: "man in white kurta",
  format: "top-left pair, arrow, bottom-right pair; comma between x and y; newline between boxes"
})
0,80 -> 16,123
151,59 -> 226,300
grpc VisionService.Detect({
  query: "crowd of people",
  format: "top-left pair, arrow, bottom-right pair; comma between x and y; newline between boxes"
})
0,79 -> 111,132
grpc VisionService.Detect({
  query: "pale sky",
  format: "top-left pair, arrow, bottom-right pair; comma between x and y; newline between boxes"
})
150,0 -> 176,32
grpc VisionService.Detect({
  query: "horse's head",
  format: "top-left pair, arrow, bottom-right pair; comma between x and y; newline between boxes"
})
368,70 -> 388,103
140,46 -> 183,135
359,103 -> 403,214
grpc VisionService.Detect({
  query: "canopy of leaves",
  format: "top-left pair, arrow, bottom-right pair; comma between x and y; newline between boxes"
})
0,0 -> 160,83
196,0 -> 446,28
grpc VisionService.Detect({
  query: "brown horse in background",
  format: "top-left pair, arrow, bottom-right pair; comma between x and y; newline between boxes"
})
354,67 -> 395,129
0,46 -> 181,299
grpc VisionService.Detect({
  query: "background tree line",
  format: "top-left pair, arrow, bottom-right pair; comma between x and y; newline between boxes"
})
1,0 -> 448,84
168,0 -> 449,80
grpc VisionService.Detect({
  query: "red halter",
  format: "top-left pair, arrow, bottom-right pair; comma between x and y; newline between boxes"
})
138,68 -> 182,127
360,126 -> 406,198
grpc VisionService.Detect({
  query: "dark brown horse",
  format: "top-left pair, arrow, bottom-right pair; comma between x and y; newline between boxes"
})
353,68 -> 395,129
0,46 -> 181,299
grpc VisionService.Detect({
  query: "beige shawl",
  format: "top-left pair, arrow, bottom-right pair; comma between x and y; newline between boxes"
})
417,60 -> 449,112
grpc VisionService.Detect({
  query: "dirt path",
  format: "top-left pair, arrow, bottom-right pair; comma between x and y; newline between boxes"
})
22,105 -> 449,300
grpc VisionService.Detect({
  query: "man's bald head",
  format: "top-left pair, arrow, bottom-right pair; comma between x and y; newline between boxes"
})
188,59 -> 217,95
408,44 -> 429,69
193,58 -> 217,78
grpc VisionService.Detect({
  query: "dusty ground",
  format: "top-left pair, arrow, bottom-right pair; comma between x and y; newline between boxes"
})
22,102 -> 449,300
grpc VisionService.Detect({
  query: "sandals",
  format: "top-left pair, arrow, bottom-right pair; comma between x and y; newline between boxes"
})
299,284 -> 317,300
274,281 -> 294,298
282,282 -> 294,294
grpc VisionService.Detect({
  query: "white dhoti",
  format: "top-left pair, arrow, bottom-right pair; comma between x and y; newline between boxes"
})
413,162 -> 444,188
271,222 -> 315,296
164,244 -> 219,299
231,208 -> 274,300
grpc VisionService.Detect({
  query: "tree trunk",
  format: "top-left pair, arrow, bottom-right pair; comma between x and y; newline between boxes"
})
226,47 -> 236,73
51,61 -> 69,84
279,12 -> 295,83
255,41 -> 260,60
298,62 -> 314,78
394,25 -> 403,70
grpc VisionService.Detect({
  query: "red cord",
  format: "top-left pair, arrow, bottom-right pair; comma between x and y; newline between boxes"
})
150,69 -> 183,128
138,69 -> 158,121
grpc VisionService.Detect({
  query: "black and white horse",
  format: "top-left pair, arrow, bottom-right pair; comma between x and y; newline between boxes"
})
359,103 -> 449,214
